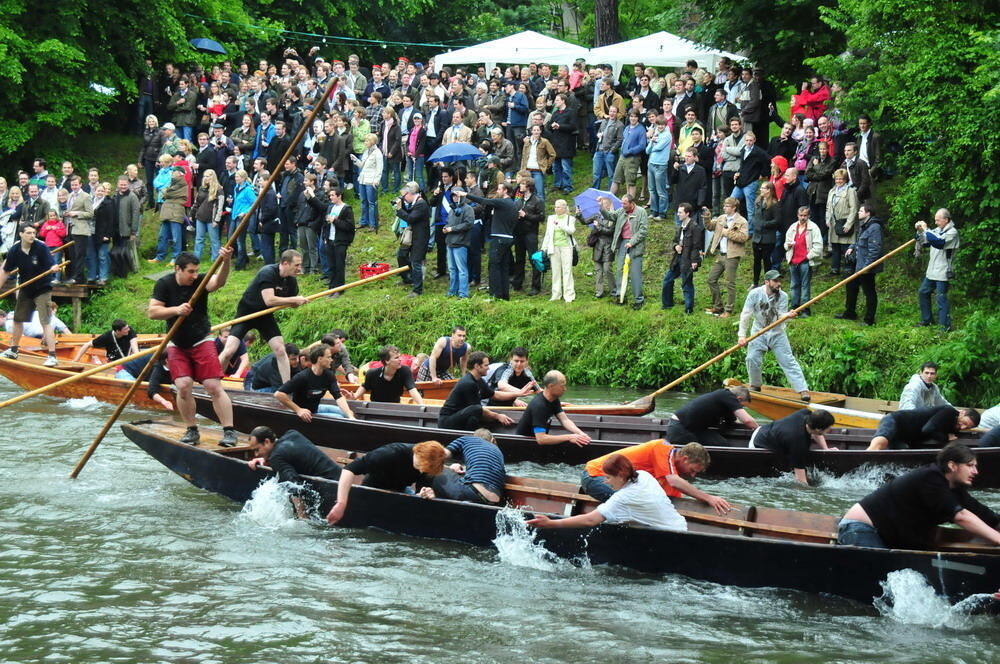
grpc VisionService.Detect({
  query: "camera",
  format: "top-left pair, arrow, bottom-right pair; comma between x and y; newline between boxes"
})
392,198 -> 402,206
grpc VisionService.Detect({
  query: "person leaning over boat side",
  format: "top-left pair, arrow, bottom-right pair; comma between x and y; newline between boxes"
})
217,250 -> 307,384
0,225 -> 62,368
116,353 -> 173,411
326,441 -> 447,525
581,441 -> 732,515
71,318 -> 138,363
148,249 -> 238,447
737,269 -> 811,402
530,454 -> 687,531
666,385 -> 758,446
515,370 -> 592,447
353,344 -> 423,404
275,343 -> 355,422
417,325 -> 471,384
245,343 -> 301,393
247,426 -> 342,519
431,428 -> 506,505
437,351 -> 529,431
867,405 -> 980,451
897,361 -> 952,411
838,443 -> 1000,550
748,409 -> 836,485
485,346 -> 540,406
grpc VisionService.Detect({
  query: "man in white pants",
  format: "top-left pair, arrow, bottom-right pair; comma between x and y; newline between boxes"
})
737,269 -> 810,401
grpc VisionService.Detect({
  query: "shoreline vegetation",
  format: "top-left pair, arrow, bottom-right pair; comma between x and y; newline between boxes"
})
49,135 -> 1000,407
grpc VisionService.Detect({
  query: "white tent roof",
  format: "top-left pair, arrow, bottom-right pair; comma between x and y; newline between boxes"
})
587,31 -> 741,78
434,30 -> 588,74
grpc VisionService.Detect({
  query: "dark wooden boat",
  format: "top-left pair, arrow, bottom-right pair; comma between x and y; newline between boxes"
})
120,419 -> 1000,609
191,389 -> 998,486
0,355 -> 172,410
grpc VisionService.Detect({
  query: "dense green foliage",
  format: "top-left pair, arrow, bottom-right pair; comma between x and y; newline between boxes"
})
809,0 -> 1000,297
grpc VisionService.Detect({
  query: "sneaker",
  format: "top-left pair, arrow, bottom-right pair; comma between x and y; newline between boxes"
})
146,258 -> 161,264
345,183 -> 354,190
1,347 -> 18,359
220,427 -> 239,448
799,392 -> 812,402
749,385 -> 762,392
719,312 -> 731,319
180,426 -> 200,445
43,354 -> 58,368
834,312 -> 857,320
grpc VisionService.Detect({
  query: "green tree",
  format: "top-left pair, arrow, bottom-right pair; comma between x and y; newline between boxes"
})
810,0 -> 1000,296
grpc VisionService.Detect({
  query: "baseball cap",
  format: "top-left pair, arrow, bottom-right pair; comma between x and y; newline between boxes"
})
763,270 -> 783,280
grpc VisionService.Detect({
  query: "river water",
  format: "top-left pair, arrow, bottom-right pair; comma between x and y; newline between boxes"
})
2,381 -> 999,664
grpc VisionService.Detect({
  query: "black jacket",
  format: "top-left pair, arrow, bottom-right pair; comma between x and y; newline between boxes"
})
546,108 -> 578,158
674,163 -> 707,209
753,199 -> 780,246
671,218 -> 704,275
325,202 -> 356,246
735,145 -> 771,188
778,180 -> 809,232
294,188 -> 329,233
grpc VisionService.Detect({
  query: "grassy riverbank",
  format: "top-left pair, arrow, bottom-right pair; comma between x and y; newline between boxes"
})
64,134 -> 1000,406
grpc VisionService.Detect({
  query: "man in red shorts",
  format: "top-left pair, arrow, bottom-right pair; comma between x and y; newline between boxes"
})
148,248 -> 238,446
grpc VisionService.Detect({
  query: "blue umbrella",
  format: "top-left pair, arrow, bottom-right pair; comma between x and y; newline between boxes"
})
189,38 -> 227,55
428,143 -> 483,163
574,188 -> 622,220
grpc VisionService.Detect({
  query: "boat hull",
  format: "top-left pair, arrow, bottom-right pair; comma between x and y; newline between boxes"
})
120,421 -> 1000,608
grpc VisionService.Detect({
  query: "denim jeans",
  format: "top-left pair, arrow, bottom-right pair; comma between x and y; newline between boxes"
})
88,236 -> 110,281
592,151 -> 616,189
406,156 -> 426,191
468,222 -> 484,283
194,220 -> 221,261
176,126 -> 193,142
836,519 -> 887,548
770,231 -> 784,270
447,245 -> 469,297
381,160 -> 401,192
553,158 -> 573,190
661,266 -> 695,312
530,170 -> 546,201
579,470 -> 614,502
155,221 -> 183,261
730,180 -> 760,234
259,232 -> 277,266
613,243 -> 643,304
789,261 -> 811,312
919,277 -> 951,329
648,163 -> 669,217
359,184 -> 378,229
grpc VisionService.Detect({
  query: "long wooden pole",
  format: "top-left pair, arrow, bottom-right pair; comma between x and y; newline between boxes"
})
634,238 -> 917,403
0,261 -> 70,299
67,80 -> 342,479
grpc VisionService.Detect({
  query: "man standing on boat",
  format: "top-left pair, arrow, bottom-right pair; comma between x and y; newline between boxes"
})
867,405 -> 980,450
218,249 -> 307,385
353,345 -> 424,404
515,370 -> 592,447
247,426 -> 343,518
581,441 -> 732,515
275,344 -> 355,421
417,325 -> 471,384
0,225 -> 62,368
437,351 -> 529,431
838,443 -> 1000,549
737,270 -> 811,402
748,409 -> 836,485
667,385 -> 758,445
898,362 -> 952,410
148,249 -> 239,446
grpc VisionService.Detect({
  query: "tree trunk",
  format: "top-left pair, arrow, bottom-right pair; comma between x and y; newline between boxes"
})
594,0 -> 620,46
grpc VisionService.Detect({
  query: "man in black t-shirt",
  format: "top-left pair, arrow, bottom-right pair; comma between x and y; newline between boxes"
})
353,344 -> 423,404
72,319 -> 138,363
749,409 -> 836,485
838,443 -> 1000,550
868,406 -> 981,450
149,249 -> 238,446
275,344 -> 355,421
437,351 -> 523,431
326,440 -> 447,525
0,225 -> 61,367
218,250 -> 307,385
485,347 -> 540,406
514,370 -> 592,447
248,426 -> 342,518
666,385 -> 758,445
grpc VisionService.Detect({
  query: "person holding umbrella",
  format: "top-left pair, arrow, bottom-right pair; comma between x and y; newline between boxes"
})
598,194 -> 648,309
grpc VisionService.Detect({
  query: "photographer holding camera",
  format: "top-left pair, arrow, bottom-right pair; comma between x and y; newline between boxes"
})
915,208 -> 959,332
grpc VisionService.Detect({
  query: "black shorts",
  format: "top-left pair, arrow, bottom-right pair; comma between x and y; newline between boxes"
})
230,313 -> 281,342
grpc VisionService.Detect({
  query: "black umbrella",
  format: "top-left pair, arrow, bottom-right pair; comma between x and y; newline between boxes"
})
189,38 -> 227,55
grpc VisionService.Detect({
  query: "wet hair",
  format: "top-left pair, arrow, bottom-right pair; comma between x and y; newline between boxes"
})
472,428 -> 495,444
961,408 -> 981,428
377,344 -> 399,363
727,385 -> 751,402
677,442 -> 711,468
937,443 -> 975,473
413,441 -> 447,475
249,426 -> 276,444
466,350 -> 489,370
806,410 -> 835,430
174,252 -> 200,270
602,454 -> 639,483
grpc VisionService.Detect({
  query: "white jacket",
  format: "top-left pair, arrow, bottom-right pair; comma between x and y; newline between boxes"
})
922,221 -> 959,282
356,147 -> 384,187
541,214 -> 577,255
784,220 -> 824,267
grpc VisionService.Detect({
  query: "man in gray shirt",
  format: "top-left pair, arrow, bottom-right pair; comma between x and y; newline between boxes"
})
898,362 -> 952,410
591,105 -> 624,189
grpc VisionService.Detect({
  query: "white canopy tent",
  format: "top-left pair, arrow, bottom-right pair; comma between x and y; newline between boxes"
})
586,31 -> 742,79
433,30 -> 589,74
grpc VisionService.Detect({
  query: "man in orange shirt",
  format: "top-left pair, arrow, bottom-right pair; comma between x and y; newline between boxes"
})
581,440 -> 732,514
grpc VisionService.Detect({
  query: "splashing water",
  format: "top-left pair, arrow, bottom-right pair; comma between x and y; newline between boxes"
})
237,477 -> 301,530
493,507 -> 576,571
812,463 -> 911,493
66,396 -> 102,410
873,569 -> 994,628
